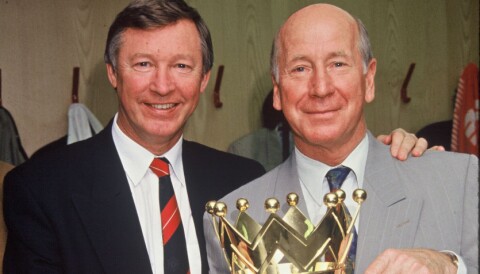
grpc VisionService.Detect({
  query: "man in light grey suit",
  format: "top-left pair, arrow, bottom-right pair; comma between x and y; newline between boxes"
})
204,3 -> 478,273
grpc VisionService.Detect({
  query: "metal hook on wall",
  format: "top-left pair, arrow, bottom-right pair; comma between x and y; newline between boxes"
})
72,67 -> 80,103
401,63 -> 415,103
213,65 -> 224,108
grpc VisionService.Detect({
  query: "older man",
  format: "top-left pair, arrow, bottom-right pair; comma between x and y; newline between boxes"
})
205,4 -> 478,274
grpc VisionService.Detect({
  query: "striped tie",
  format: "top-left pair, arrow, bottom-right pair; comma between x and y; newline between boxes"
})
150,157 -> 190,273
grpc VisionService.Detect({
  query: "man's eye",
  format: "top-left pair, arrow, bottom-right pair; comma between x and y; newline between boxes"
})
176,63 -> 191,70
174,63 -> 193,73
294,67 -> 305,72
132,62 -> 154,72
334,62 -> 345,67
136,62 -> 151,67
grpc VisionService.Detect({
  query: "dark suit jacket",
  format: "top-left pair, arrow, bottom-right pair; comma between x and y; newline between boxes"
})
3,122 -> 265,274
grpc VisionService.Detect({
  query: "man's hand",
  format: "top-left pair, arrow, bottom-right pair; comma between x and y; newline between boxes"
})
377,128 -> 444,161
365,248 -> 457,274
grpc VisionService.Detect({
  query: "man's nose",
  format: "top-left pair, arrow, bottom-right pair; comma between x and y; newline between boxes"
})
150,67 -> 174,95
310,68 -> 334,97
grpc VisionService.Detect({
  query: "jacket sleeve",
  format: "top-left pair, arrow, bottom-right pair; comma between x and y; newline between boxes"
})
461,154 -> 478,273
3,170 -> 63,273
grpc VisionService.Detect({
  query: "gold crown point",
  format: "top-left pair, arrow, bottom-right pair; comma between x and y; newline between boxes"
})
324,192 -> 339,208
335,189 -> 346,203
205,200 -> 217,214
265,198 -> 280,213
208,190 -> 367,273
214,201 -> 227,217
353,189 -> 367,204
236,198 -> 249,212
287,192 -> 299,206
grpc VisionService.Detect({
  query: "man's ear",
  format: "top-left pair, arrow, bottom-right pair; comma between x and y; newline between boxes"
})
365,58 -> 377,103
199,70 -> 211,94
106,64 -> 117,89
272,76 -> 282,111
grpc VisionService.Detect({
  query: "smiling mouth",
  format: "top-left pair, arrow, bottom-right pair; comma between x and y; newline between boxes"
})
306,108 -> 338,115
148,103 -> 177,110
318,109 -> 337,114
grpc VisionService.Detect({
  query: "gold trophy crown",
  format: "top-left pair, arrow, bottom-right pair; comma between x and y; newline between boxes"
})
205,189 -> 367,274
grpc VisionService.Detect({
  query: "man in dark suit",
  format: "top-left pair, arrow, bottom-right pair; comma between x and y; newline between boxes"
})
3,1 -> 431,273
3,1 -> 264,273
205,3 -> 477,274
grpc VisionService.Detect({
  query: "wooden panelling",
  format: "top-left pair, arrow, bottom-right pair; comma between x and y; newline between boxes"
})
0,0 -> 477,155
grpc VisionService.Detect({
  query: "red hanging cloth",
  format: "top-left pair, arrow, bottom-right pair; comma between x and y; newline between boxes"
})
451,63 -> 479,156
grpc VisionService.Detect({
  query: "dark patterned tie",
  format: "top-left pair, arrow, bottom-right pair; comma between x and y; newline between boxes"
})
325,166 -> 351,191
150,157 -> 190,274
325,166 -> 357,270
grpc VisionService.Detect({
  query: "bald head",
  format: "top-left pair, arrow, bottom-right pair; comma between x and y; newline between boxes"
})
283,4 -> 356,32
270,4 -> 373,82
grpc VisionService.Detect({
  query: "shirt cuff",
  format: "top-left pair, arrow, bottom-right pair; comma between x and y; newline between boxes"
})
441,250 -> 466,274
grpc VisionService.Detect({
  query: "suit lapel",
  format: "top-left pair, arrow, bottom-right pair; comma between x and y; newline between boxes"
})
265,152 -> 309,219
182,140 -> 203,223
71,124 -> 152,274
355,133 -> 423,272
182,140 -> 212,274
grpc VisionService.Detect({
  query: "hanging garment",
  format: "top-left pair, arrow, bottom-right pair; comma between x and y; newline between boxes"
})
227,125 -> 294,171
416,120 -> 453,151
451,63 -> 479,155
31,103 -> 103,159
67,103 -> 103,145
0,107 -> 27,165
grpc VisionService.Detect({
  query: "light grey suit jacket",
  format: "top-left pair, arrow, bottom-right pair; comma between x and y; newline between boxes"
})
204,133 -> 478,273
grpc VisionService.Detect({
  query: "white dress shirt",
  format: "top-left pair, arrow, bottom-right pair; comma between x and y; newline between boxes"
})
111,114 -> 201,274
295,133 -> 466,274
296,134 -> 368,226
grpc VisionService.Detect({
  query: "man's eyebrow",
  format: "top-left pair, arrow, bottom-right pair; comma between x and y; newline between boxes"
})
130,53 -> 195,59
170,53 -> 195,60
131,53 -> 153,59
326,51 -> 349,59
287,51 -> 350,63
287,55 -> 309,63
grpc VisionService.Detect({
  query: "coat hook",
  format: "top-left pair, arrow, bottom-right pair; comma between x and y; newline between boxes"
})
401,63 -> 415,103
213,65 -> 224,108
72,67 -> 80,103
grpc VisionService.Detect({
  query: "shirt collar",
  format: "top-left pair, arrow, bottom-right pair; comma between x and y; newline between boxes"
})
111,113 -> 184,186
295,134 -> 369,188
